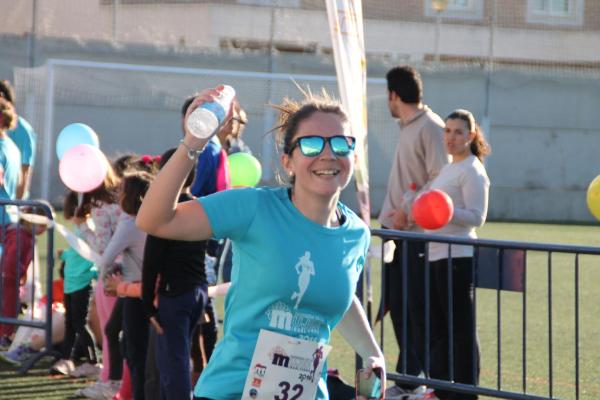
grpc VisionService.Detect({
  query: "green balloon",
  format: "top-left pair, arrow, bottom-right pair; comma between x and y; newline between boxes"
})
228,152 -> 262,187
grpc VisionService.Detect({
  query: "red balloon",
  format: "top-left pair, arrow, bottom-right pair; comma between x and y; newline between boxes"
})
412,189 -> 454,230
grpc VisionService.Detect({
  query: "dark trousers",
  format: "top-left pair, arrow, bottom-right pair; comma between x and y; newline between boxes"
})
62,285 -> 97,363
105,297 -> 124,380
190,297 -> 217,376
383,239 -> 427,381
429,257 -> 480,400
145,326 -> 161,400
123,297 -> 149,400
157,285 -> 207,400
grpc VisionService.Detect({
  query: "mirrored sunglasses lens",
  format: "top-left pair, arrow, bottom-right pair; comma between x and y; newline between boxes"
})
299,137 -> 324,156
330,137 -> 352,156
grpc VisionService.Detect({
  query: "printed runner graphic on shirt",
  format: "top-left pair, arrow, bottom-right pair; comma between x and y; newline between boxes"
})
265,250 -> 326,340
291,251 -> 315,309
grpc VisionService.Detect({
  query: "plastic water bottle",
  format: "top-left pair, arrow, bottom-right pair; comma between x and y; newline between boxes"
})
186,85 -> 236,139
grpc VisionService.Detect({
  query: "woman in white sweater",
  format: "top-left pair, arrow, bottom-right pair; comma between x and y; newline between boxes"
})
426,109 -> 490,400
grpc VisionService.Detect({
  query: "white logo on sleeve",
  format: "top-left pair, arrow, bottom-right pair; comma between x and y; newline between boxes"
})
290,251 -> 315,309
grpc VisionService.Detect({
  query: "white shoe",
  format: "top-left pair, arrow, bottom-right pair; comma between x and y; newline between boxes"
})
0,345 -> 39,365
385,385 -> 410,400
385,385 -> 435,400
51,358 -> 75,375
70,362 -> 101,379
78,380 -> 121,400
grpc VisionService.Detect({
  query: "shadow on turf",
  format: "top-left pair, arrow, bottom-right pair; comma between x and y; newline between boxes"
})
0,357 -> 92,399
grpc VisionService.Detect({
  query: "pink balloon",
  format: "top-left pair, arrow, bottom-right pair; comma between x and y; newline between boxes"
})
59,144 -> 108,192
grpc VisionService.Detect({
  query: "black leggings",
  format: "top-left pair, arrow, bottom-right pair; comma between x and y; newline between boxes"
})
429,257 -> 480,400
62,285 -> 96,362
104,297 -> 124,380
190,299 -> 218,374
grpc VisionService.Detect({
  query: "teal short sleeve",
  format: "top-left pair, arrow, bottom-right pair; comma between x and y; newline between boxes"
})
8,117 -> 36,166
197,188 -> 259,241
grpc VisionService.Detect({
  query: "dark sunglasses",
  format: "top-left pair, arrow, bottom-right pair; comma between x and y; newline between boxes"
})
289,135 -> 356,157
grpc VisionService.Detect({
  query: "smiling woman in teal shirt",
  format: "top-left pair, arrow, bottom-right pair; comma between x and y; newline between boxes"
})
137,86 -> 386,400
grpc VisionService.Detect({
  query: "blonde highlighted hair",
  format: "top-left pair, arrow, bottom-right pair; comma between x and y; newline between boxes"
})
270,87 -> 349,155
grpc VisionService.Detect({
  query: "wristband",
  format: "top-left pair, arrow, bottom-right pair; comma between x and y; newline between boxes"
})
180,139 -> 203,161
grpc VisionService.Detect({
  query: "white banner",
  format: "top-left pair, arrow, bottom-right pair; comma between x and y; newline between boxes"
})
325,0 -> 370,223
18,212 -> 101,264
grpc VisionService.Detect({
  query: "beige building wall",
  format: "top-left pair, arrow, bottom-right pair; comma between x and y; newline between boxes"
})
2,0 -> 599,65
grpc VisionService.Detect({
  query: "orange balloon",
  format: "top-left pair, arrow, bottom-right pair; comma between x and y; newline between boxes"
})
412,189 -> 454,230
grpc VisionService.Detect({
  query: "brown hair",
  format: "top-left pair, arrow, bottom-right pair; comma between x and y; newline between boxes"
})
272,88 -> 349,156
75,157 -> 120,218
120,171 -> 153,216
18,206 -> 50,234
0,80 -> 15,104
181,96 -> 195,117
63,191 -> 79,219
445,109 -> 491,161
112,154 -> 138,178
270,89 -> 349,185
386,65 -> 423,104
0,97 -> 17,131
132,155 -> 161,174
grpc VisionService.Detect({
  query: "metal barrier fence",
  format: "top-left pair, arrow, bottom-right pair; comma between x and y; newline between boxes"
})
0,199 -> 59,373
364,228 -> 600,400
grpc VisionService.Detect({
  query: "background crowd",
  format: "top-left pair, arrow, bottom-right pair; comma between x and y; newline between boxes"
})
0,64 -> 491,400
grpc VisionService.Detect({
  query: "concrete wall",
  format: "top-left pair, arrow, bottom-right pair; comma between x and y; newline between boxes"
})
10,51 -> 600,223
1,0 -> 599,222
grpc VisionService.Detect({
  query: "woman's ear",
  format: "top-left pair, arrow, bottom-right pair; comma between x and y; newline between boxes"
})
469,130 -> 476,142
280,152 -> 292,176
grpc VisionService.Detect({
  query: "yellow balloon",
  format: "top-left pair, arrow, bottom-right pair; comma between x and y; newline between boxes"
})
586,175 -> 600,220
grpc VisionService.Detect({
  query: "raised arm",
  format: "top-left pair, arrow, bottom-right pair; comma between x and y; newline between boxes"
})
136,87 -> 231,241
96,215 -> 136,278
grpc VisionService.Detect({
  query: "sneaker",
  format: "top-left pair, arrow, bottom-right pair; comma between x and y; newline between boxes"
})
0,345 -> 38,366
70,362 -> 101,379
385,385 -> 411,400
51,358 -> 76,375
385,385 -> 433,400
77,380 -> 121,400
0,336 -> 12,350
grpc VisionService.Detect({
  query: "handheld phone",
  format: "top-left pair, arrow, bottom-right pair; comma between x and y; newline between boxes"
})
355,368 -> 382,399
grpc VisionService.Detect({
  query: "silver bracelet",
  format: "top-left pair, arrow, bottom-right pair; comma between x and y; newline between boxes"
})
180,139 -> 203,161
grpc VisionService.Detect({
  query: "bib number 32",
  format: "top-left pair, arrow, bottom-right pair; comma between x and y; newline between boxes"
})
274,381 -> 304,400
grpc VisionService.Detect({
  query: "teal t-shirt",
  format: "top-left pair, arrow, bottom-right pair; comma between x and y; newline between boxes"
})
194,187 -> 370,400
8,116 -> 36,166
0,137 -> 21,224
61,247 -> 97,294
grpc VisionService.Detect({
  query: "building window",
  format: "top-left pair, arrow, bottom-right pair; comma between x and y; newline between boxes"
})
237,0 -> 299,7
527,0 -> 584,26
448,0 -> 472,10
424,0 -> 484,21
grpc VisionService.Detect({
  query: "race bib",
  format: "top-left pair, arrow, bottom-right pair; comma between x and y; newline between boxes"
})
242,329 -> 332,400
